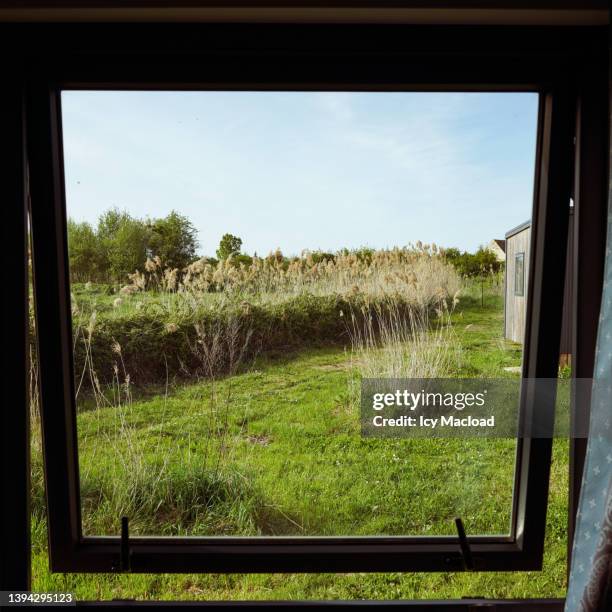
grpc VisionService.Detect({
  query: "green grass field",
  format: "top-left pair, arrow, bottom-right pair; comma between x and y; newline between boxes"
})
30,295 -> 569,601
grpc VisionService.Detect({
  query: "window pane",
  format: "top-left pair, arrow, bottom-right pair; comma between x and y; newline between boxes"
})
514,252 -> 525,296
61,91 -> 538,537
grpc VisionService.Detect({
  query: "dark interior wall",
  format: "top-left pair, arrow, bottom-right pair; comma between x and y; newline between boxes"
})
0,80 -> 30,591
560,210 -> 574,356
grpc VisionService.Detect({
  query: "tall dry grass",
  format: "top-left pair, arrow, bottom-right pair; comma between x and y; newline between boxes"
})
348,296 -> 461,381
121,244 -> 461,309
65,245 -> 463,383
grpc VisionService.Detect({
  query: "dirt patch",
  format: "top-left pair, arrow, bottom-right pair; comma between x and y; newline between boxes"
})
246,434 -> 272,446
314,362 -> 351,371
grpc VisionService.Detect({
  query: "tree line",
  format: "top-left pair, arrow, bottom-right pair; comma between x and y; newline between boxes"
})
67,207 -> 341,284
68,207 -> 504,284
68,209 -> 199,282
68,207 -> 260,283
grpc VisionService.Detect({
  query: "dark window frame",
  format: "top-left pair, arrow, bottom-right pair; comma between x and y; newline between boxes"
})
20,22 -> 606,575
515,252 -> 526,296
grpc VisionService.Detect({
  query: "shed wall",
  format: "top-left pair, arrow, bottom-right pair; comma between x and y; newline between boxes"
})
505,227 -> 531,344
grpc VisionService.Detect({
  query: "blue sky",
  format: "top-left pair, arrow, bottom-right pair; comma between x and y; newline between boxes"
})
61,91 -> 538,256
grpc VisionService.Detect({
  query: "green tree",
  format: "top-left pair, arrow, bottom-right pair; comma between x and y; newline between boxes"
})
97,208 -> 132,246
97,208 -> 149,282
67,219 -> 103,281
443,245 -> 503,277
442,247 -> 461,262
473,246 -> 503,274
108,220 -> 149,282
148,211 -> 199,269
216,233 -> 243,260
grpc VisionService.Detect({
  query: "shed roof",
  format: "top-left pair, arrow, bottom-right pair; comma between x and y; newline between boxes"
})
505,219 -> 531,239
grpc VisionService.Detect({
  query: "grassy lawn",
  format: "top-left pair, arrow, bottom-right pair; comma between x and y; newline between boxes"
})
31,296 -> 569,600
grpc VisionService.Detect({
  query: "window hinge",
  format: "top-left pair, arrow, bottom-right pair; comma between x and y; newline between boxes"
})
120,516 -> 132,572
455,517 -> 474,571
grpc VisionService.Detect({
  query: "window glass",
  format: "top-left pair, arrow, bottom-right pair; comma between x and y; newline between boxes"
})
515,252 -> 525,296
60,91 -> 538,537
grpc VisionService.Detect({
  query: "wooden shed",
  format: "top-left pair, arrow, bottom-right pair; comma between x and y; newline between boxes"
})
504,220 -> 531,344
504,212 -> 574,358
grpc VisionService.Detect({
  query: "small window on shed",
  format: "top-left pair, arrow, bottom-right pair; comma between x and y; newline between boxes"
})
515,252 -> 525,296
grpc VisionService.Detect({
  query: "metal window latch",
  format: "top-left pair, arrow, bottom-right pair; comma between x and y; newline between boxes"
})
120,516 -> 131,572
454,517 -> 474,570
